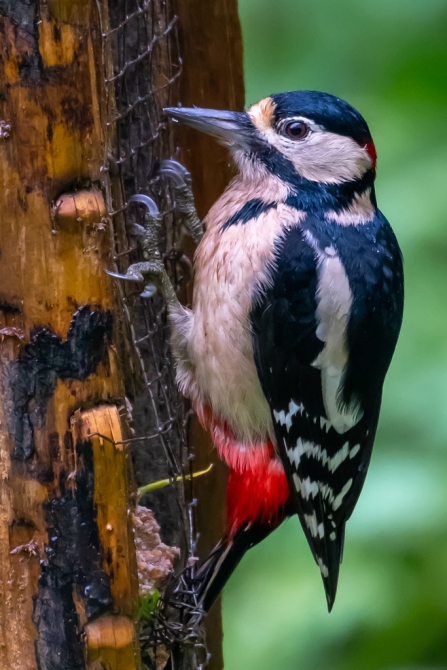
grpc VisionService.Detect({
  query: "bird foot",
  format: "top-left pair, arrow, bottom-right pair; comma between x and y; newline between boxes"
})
107,195 -> 178,304
159,160 -> 204,244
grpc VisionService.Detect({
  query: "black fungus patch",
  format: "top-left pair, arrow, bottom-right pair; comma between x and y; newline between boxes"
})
33,437 -> 111,670
0,0 -> 43,82
8,305 -> 112,461
0,296 -> 21,314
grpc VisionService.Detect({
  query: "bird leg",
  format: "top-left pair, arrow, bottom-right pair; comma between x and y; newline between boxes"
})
159,160 -> 204,244
108,161 -> 203,307
107,194 -> 180,308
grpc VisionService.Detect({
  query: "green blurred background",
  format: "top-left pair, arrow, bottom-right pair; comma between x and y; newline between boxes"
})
222,1 -> 447,668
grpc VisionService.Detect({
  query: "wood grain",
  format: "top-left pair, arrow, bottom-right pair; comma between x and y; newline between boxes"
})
173,1 -> 245,668
0,1 -> 137,667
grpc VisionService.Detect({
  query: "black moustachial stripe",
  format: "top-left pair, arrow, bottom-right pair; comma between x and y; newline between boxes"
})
220,198 -> 277,231
236,89 -> 377,212
250,211 -> 403,609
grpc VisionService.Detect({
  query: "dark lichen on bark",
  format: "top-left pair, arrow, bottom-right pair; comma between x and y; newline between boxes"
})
34,437 -> 112,670
4,306 -> 112,461
0,0 -> 43,82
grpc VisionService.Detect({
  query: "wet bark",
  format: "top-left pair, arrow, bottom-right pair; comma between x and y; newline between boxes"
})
0,0 -> 244,668
0,2 -> 140,667
174,1 -> 245,668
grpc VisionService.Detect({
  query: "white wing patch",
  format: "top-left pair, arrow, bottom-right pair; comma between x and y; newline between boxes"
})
273,400 -> 304,432
305,236 -> 364,434
286,438 -> 351,473
304,512 -> 325,538
317,558 -> 329,578
332,479 -> 353,511
291,466 -> 354,512
349,443 -> 361,459
293,473 -> 319,500
320,416 -> 332,432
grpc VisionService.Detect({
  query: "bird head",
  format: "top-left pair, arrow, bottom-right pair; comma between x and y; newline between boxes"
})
165,91 -> 376,189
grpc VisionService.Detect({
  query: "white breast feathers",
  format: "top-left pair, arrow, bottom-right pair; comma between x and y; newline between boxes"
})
170,176 -> 303,445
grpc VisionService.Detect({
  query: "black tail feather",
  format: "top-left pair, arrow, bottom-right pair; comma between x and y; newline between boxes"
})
295,501 -> 345,612
196,523 -> 276,612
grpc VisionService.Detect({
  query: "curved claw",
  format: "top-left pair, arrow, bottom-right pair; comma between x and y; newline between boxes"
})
140,284 -> 158,299
159,160 -> 189,187
160,159 -> 189,176
106,270 -> 143,282
128,194 -> 160,217
127,223 -> 146,237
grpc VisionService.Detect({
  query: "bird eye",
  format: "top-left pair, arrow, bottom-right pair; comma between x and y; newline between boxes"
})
283,120 -> 309,140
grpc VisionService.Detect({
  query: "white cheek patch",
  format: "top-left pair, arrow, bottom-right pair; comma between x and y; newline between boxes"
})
256,123 -> 373,184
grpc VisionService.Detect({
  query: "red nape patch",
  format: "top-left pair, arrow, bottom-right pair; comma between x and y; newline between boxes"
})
226,459 -> 290,535
364,140 -> 377,170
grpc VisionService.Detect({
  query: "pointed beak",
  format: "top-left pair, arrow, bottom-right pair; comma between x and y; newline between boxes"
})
164,107 -> 252,147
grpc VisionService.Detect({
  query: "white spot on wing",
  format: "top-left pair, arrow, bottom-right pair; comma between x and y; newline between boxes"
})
301,477 -> 319,499
304,512 -> 319,537
320,416 -> 332,432
328,442 -> 350,472
330,531 -> 336,541
320,483 -> 335,505
332,479 -> 353,511
273,400 -> 304,432
304,513 -> 325,539
287,439 -> 350,473
317,558 -> 329,578
350,444 -> 361,459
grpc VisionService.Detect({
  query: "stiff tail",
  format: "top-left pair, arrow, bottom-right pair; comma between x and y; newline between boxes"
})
319,522 -> 344,613
295,496 -> 346,612
196,523 -> 276,612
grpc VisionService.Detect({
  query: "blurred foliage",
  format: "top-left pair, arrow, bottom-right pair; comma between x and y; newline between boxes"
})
223,1 -> 447,668
138,589 -> 160,624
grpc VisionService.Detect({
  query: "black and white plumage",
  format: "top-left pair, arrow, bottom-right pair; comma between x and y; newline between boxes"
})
164,90 -> 404,611
251,210 -> 403,606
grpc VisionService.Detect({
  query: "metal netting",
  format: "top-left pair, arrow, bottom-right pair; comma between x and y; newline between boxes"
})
94,1 -> 207,666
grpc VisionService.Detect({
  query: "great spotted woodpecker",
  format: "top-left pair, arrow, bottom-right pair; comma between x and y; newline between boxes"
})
114,91 -> 404,612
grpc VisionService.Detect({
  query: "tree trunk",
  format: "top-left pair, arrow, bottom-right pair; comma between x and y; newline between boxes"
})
0,0 -> 244,668
174,2 -> 245,668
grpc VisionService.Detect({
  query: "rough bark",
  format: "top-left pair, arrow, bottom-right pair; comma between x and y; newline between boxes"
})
0,2 -> 140,667
0,0 -> 245,668
174,2 -> 245,669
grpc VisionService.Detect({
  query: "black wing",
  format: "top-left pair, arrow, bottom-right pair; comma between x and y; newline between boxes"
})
250,213 -> 403,609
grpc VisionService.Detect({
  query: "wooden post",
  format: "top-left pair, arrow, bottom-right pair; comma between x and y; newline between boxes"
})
0,0 -> 245,667
0,2 -> 140,667
173,2 -> 245,669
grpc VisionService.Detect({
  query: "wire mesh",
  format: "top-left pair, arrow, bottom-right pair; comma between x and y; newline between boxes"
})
95,0 -> 206,666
